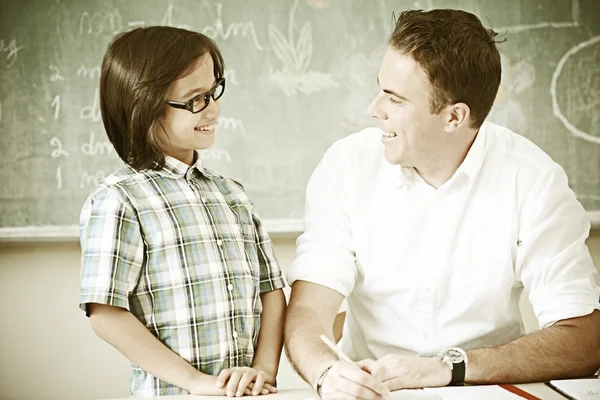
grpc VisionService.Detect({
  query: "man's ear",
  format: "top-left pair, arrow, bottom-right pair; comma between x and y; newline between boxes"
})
444,103 -> 471,133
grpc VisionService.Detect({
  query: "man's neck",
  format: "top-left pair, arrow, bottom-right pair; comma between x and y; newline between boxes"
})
414,131 -> 478,189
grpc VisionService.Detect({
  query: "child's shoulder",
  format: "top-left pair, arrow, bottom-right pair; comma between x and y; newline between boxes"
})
84,165 -> 140,204
203,167 -> 252,204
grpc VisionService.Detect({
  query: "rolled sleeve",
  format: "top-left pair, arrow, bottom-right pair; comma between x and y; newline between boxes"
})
516,166 -> 600,329
253,209 -> 286,293
287,142 -> 358,297
79,186 -> 144,314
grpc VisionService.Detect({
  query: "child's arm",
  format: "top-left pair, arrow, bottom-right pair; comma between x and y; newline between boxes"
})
88,303 -> 225,396
251,288 -> 287,378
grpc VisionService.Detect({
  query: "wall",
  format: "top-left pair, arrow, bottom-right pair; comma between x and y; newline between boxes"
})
0,232 -> 599,400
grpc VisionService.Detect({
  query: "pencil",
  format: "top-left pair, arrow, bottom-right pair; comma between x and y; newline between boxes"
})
320,334 -> 354,363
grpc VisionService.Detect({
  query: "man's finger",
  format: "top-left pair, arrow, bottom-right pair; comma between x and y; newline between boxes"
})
358,359 -> 386,379
339,363 -> 390,398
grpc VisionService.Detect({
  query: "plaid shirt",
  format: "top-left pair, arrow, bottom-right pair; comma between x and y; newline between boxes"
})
79,155 -> 286,396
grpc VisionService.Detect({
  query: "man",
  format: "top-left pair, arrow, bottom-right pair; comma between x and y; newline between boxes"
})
284,9 -> 600,400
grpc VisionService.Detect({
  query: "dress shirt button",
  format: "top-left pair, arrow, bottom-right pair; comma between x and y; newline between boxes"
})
227,283 -> 233,291
232,330 -> 238,339
216,239 -> 223,246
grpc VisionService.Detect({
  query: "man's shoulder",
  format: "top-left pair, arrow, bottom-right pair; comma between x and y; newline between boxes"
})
322,127 -> 384,167
483,121 -> 559,173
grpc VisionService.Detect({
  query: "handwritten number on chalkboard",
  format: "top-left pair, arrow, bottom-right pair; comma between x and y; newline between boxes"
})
50,137 -> 69,158
49,65 -> 65,82
56,166 -> 62,189
51,96 -> 60,120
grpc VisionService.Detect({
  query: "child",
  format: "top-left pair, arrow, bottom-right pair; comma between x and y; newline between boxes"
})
79,26 -> 287,397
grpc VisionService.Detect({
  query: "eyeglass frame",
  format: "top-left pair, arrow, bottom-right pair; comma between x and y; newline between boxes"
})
166,77 -> 226,114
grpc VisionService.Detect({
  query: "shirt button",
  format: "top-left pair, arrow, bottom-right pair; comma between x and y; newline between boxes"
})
227,284 -> 233,291
216,239 -> 223,246
232,331 -> 238,339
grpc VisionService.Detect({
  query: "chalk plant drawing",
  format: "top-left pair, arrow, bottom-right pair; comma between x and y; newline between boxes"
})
268,0 -> 337,95
487,53 -> 535,134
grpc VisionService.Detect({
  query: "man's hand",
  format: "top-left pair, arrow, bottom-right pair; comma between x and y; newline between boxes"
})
318,360 -> 390,400
216,367 -> 277,397
374,354 -> 451,390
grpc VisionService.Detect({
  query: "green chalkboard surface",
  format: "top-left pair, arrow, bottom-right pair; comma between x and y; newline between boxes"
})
1,0 -> 599,238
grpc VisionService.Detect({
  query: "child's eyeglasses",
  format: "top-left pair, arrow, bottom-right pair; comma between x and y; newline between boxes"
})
166,78 -> 226,114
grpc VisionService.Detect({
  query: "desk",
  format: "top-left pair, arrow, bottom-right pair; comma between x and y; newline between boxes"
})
96,383 -> 565,399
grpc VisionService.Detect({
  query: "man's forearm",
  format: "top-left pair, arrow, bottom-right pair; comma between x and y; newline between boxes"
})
284,303 -> 339,387
89,304 -> 218,394
466,311 -> 600,384
252,289 -> 287,376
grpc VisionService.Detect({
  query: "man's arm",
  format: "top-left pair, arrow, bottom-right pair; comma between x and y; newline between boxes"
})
251,289 -> 287,384
88,303 -> 225,395
466,310 -> 600,383
284,281 -> 389,400
375,310 -> 600,390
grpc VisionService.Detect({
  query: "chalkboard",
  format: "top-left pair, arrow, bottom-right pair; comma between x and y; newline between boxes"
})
1,0 -> 599,239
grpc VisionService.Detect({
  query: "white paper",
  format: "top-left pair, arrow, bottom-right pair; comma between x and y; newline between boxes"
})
549,379 -> 600,400
390,389 -> 441,399
422,385 -> 523,399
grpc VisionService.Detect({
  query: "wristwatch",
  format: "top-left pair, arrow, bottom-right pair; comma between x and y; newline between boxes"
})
440,347 -> 468,386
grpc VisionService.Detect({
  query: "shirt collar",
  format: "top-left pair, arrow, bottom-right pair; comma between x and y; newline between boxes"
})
158,152 -> 215,179
456,121 -> 488,181
383,122 -> 488,188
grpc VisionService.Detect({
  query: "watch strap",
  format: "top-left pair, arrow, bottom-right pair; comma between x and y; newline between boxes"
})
449,360 -> 465,386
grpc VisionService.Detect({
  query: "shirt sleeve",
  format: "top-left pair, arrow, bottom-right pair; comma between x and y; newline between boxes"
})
286,142 -> 358,297
252,208 -> 287,293
79,186 -> 144,315
516,165 -> 600,329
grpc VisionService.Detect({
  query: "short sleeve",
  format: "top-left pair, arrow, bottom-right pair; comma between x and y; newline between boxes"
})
252,208 -> 287,293
286,141 -> 358,297
79,186 -> 144,315
516,166 -> 600,329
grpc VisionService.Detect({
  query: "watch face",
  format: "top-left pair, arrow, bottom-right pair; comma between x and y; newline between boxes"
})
444,348 -> 466,363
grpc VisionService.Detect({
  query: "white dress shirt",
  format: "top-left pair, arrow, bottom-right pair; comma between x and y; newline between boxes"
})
287,121 -> 600,360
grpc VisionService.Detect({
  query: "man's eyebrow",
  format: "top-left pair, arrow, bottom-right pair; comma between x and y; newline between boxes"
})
377,76 -> 411,102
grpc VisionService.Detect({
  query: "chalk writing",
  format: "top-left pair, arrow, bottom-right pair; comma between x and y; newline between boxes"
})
0,38 -> 25,67
79,11 -> 123,36
76,64 -> 100,80
201,4 -> 263,51
80,170 -> 106,188
56,166 -> 62,190
81,132 -> 114,156
51,96 -> 60,120
199,147 -> 232,163
49,65 -> 65,82
50,137 -> 69,158
224,69 -> 240,86
217,116 -> 247,137
160,4 -> 191,29
80,88 -> 101,122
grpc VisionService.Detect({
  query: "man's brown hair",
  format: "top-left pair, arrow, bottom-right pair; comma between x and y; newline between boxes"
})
100,26 -> 224,170
389,9 -> 502,129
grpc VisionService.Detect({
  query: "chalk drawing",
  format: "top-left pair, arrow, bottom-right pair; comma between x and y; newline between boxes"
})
488,53 -> 535,133
551,35 -> 600,145
268,0 -> 337,95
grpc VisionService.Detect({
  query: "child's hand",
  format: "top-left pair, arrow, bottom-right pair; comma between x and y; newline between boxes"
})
216,367 -> 277,397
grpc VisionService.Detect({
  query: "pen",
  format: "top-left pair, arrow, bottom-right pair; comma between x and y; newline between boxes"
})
319,334 -> 391,400
320,334 -> 354,363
